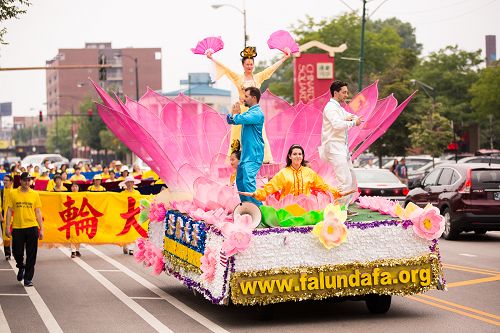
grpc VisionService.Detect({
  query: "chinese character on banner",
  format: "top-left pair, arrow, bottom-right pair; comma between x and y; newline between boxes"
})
117,197 -> 148,238
58,196 -> 104,240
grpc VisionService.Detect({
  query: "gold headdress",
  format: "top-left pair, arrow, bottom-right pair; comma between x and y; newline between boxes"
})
231,139 -> 241,154
240,46 -> 257,59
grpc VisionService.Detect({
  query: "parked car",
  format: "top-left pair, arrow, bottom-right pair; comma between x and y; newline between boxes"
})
404,163 -> 500,240
354,168 -> 409,200
21,154 -> 69,168
457,156 -> 500,165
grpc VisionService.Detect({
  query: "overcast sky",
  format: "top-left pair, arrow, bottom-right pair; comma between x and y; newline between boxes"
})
0,0 -> 498,121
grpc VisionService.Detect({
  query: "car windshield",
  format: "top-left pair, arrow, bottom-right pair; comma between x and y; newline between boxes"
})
354,170 -> 401,183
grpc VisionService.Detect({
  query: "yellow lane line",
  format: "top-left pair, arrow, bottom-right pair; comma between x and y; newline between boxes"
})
443,264 -> 500,275
407,295 -> 500,327
446,275 -> 500,288
416,294 -> 500,321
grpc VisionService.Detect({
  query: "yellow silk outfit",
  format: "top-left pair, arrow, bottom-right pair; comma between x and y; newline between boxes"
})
254,166 -> 340,202
211,57 -> 287,163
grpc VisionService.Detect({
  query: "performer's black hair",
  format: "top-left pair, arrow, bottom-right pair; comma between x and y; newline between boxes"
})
244,87 -> 261,103
286,144 -> 307,167
330,80 -> 348,95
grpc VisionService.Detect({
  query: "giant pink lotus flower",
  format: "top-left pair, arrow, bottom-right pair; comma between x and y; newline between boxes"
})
200,247 -> 218,282
312,204 -> 348,249
221,214 -> 255,256
411,205 -> 445,240
91,80 -> 415,193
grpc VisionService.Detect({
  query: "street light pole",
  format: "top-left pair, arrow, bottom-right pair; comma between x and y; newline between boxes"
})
212,2 -> 247,48
358,0 -> 367,92
115,54 -> 139,100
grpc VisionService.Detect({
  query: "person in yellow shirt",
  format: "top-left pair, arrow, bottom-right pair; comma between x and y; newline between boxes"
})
132,164 -> 143,179
50,174 -> 68,192
31,166 -> 40,179
142,168 -> 158,181
239,144 -> 354,202
69,167 -> 87,182
1,174 -> 14,260
100,166 -> 111,181
120,176 -> 141,255
229,149 -> 240,186
5,172 -> 44,287
88,174 -> 106,192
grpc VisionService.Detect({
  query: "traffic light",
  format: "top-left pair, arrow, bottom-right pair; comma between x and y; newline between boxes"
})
39,111 -> 43,122
98,54 -> 107,81
87,108 -> 93,121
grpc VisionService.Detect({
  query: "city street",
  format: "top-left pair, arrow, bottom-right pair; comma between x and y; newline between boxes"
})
1,232 -> 499,333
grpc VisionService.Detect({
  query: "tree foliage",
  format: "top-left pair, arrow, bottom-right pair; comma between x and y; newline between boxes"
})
46,117 -> 72,158
408,109 -> 453,158
0,0 -> 30,44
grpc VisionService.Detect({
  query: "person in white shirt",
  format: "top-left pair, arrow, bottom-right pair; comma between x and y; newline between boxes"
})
319,80 -> 363,207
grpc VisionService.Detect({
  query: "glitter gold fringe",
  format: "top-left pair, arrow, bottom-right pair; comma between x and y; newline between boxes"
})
164,252 -> 202,275
230,254 -> 442,306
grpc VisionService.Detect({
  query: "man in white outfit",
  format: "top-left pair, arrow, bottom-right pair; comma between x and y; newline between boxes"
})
319,80 -> 363,207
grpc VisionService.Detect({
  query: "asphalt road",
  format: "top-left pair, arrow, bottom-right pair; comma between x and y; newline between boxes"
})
1,231 -> 499,333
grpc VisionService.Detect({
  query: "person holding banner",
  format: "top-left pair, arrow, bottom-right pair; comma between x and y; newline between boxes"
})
120,176 -> 141,255
88,174 -> 106,192
50,174 -> 68,192
1,174 -> 14,260
69,182 -> 81,258
5,172 -> 44,287
319,80 -> 363,207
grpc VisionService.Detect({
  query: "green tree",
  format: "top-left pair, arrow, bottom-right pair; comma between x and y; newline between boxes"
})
76,97 -> 107,151
0,0 -> 30,44
46,117 -> 72,157
408,109 -> 453,158
469,63 -> 500,148
412,45 -> 482,124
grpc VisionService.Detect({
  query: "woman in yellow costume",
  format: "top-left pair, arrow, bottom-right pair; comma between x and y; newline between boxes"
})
207,46 -> 290,163
239,144 -> 355,202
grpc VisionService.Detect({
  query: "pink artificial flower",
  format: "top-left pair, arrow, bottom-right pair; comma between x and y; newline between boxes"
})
411,205 -> 445,240
134,247 -> 146,263
152,254 -> 165,275
148,202 -> 167,223
200,247 -> 218,282
221,214 -> 255,256
378,199 -> 396,215
136,237 -> 146,250
312,204 -> 348,249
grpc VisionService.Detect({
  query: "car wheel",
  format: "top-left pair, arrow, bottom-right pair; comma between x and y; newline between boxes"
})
365,294 -> 391,314
474,230 -> 487,235
442,207 -> 459,240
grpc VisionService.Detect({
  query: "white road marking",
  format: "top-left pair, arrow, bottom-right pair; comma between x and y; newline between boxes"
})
459,253 -> 478,257
85,245 -> 230,333
0,269 -> 13,271
0,305 -> 12,333
0,294 -> 29,297
130,296 -> 163,300
58,247 -> 173,333
2,247 -> 63,333
95,269 -> 121,272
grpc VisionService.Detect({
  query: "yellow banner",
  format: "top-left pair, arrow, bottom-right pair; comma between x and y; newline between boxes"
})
38,192 -> 151,244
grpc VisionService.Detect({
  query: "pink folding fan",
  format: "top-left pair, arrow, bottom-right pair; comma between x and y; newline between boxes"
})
191,36 -> 224,55
267,30 -> 299,55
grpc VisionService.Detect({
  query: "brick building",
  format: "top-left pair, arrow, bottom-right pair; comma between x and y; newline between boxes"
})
46,42 -> 162,122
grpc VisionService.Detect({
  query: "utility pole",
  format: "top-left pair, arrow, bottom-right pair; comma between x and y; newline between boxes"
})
358,0 -> 367,92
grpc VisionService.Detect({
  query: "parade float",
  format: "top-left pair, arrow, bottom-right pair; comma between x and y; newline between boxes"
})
90,31 -> 445,313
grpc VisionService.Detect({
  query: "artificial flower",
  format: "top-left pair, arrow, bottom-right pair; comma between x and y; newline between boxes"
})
411,205 -> 445,240
148,202 -> 167,223
312,204 -> 348,249
221,213 -> 255,256
200,247 -> 218,282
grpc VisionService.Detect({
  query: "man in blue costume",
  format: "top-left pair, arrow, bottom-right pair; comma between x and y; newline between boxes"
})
227,87 -> 264,206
